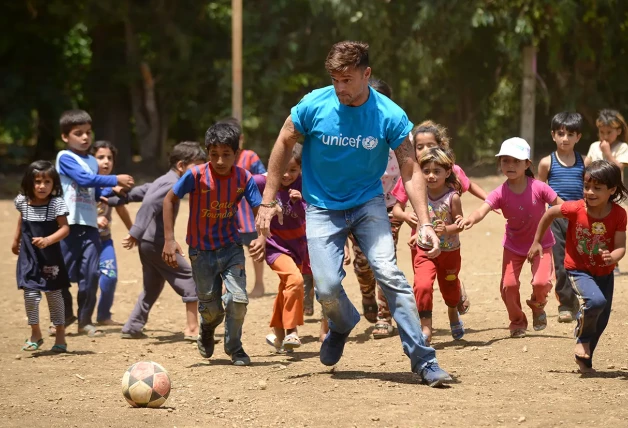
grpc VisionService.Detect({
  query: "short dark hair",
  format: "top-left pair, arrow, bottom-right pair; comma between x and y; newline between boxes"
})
21,160 -> 63,200
217,117 -> 242,136
585,160 -> 628,203
551,112 -> 583,133
369,77 -> 392,99
325,41 -> 369,73
91,140 -> 118,163
169,141 -> 207,168
204,122 -> 240,153
292,143 -> 303,166
60,109 -> 92,135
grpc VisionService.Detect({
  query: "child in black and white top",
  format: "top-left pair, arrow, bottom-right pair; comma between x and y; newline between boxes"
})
12,161 -> 71,352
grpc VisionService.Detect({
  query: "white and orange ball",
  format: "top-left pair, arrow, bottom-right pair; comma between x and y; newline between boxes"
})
121,361 -> 171,408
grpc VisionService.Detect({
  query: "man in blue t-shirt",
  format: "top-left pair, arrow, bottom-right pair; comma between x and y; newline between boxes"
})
256,41 -> 452,387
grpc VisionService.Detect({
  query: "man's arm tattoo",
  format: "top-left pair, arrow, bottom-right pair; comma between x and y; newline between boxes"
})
394,136 -> 416,167
281,116 -> 303,144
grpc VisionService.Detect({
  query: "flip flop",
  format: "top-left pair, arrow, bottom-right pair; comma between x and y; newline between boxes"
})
51,344 -> 68,353
78,325 -> 105,337
282,333 -> 301,350
184,335 -> 198,342
265,333 -> 293,354
372,321 -> 395,339
22,338 -> 44,351
450,320 -> 465,340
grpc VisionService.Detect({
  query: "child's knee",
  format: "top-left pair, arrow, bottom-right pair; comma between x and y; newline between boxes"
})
587,295 -> 607,313
198,299 -> 225,325
226,301 -> 247,320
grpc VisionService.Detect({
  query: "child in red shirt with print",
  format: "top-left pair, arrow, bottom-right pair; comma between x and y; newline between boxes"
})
529,160 -> 627,373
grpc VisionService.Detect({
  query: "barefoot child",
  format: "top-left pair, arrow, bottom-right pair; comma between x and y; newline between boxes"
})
528,160 -> 627,372
256,144 -> 308,352
461,138 -> 562,338
163,122 -> 264,366
392,148 -> 465,343
12,161 -> 70,352
120,142 -> 206,340
91,140 -> 134,326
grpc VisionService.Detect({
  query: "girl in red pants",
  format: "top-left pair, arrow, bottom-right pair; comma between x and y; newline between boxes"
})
392,147 -> 465,344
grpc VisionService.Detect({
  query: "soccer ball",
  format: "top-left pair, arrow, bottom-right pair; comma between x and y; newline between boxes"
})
121,361 -> 171,408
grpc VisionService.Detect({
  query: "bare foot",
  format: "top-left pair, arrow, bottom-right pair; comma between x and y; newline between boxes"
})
575,357 -> 595,373
575,342 -> 591,359
319,318 -> 329,342
184,329 -> 199,337
249,283 -> 265,298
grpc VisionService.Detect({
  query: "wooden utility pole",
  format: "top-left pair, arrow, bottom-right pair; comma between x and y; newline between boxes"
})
520,45 -> 537,159
232,0 -> 243,122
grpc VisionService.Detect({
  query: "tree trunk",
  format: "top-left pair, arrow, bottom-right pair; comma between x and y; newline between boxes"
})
520,45 -> 537,160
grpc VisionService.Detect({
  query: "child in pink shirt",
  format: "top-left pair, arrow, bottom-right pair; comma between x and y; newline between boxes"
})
461,138 -> 562,338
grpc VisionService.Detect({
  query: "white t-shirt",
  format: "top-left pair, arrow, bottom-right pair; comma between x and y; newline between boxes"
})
587,141 -> 628,164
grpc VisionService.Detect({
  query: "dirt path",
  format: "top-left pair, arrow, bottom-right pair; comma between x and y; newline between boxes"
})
1,175 -> 627,428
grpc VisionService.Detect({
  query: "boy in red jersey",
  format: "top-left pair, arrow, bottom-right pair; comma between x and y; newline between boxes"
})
162,122 -> 264,366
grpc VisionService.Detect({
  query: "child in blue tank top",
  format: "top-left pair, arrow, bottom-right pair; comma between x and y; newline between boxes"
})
537,112 -> 586,323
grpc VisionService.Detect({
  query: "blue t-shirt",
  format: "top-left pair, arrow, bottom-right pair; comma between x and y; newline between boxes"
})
291,86 -> 413,209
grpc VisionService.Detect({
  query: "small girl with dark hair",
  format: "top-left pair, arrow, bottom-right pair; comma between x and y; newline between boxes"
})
12,161 -> 71,352
461,138 -> 562,338
392,147 -> 466,343
529,160 -> 628,372
90,140 -> 134,326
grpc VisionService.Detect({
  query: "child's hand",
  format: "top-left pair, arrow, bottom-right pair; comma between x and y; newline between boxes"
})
433,220 -> 445,237
97,216 -> 109,229
116,174 -> 135,189
112,185 -> 127,196
11,240 -> 20,255
527,242 -> 544,263
31,236 -> 50,249
162,239 -> 184,268
453,215 -> 465,230
249,237 -> 266,262
404,212 -> 418,229
344,242 -> 351,265
289,189 -> 302,202
600,140 -> 612,154
459,217 -> 474,230
600,249 -> 614,265
407,233 -> 418,248
122,234 -> 138,250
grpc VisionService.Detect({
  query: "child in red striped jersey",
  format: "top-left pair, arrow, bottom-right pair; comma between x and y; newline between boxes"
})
218,118 -> 268,298
162,122 -> 265,366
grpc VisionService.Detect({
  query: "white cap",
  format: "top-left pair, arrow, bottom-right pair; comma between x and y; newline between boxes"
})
495,137 -> 531,160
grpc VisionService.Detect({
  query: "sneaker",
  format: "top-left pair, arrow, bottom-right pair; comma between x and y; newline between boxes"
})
558,310 -> 574,323
510,328 -> 526,338
121,331 -> 148,339
231,348 -> 251,366
419,361 -> 452,387
197,323 -> 216,358
532,311 -> 547,331
320,330 -> 351,366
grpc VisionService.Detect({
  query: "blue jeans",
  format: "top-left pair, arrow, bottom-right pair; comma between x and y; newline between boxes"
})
97,238 -> 118,322
306,195 -> 437,372
568,270 -> 614,360
60,225 -> 101,327
189,243 -> 248,355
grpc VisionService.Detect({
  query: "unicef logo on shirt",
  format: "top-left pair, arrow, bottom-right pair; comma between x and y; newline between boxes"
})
362,136 -> 378,150
320,134 -> 380,150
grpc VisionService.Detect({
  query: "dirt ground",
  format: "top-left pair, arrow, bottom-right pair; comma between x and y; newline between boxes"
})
1,175 -> 628,428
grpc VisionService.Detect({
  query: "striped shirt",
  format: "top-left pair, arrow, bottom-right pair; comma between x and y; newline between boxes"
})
547,151 -> 584,202
173,162 -> 262,250
14,195 -> 69,221
236,150 -> 266,233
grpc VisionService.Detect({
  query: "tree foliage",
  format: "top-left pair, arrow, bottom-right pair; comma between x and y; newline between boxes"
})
2,0 -> 628,171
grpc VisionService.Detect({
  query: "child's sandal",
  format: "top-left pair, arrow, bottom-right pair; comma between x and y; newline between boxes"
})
282,333 -> 301,350
22,338 -> 44,351
450,320 -> 465,340
51,344 -> 68,353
